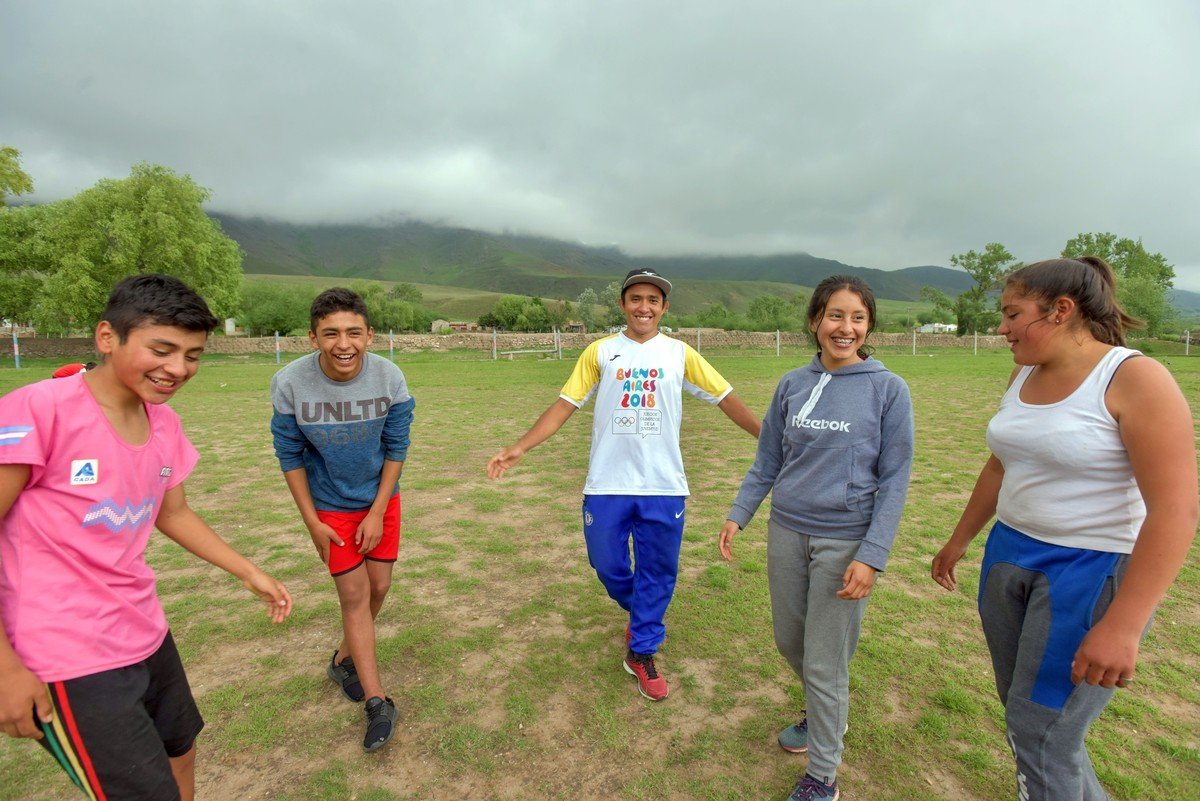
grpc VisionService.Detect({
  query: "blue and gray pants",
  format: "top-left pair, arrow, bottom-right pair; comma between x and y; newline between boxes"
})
980,521 -> 1135,801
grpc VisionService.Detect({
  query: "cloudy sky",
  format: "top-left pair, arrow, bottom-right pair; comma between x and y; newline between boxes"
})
3,1 -> 1198,288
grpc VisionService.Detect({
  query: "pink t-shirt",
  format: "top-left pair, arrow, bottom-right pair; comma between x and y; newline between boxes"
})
0,375 -> 198,682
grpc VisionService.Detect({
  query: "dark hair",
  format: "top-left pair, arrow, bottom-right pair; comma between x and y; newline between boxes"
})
1004,257 -> 1141,346
101,274 -> 219,342
805,275 -> 877,359
310,287 -> 371,332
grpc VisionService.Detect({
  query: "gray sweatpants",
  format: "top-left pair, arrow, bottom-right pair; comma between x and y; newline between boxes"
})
980,552 -> 1131,801
767,520 -> 867,783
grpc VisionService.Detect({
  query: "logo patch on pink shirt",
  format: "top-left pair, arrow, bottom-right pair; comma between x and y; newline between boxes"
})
70,459 -> 98,485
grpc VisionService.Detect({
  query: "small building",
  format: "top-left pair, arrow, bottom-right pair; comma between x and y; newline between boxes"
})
432,320 -> 481,333
917,323 -> 957,334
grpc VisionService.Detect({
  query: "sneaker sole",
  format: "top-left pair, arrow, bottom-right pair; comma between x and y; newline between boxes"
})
622,660 -> 668,701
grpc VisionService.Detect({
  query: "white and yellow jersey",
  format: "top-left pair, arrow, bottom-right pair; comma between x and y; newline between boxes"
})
560,333 -> 732,495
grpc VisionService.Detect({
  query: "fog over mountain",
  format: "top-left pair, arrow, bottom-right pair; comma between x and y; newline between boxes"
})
4,2 -> 1198,289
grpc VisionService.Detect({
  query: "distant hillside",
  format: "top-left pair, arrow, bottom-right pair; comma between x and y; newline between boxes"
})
1168,287 -> 1200,315
212,213 -> 976,310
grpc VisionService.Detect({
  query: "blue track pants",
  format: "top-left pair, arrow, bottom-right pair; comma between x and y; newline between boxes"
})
582,494 -> 686,655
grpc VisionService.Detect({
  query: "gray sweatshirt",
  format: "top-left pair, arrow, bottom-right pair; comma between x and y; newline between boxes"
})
727,355 -> 914,571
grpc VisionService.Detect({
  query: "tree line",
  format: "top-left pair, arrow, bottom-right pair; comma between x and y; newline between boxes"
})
3,145 -> 1182,339
923,239 -> 1178,338
0,147 -> 442,336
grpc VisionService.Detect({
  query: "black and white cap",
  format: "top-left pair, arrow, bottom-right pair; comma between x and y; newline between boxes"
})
621,268 -> 672,297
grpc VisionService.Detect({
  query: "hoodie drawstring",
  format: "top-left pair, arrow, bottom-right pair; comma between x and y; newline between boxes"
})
794,372 -> 832,426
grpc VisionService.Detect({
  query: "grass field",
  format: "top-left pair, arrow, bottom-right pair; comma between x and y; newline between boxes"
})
1,347 -> 1197,800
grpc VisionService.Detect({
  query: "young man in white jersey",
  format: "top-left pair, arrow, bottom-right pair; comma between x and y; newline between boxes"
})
487,268 -> 760,700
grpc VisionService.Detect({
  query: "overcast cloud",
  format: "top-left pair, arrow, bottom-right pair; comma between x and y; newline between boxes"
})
3,1 -> 1198,288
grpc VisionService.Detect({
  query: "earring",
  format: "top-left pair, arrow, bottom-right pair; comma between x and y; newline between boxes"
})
1055,318 -> 1061,324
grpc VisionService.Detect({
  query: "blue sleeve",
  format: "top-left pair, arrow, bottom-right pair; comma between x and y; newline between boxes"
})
270,410 -> 309,472
726,377 -> 786,528
382,396 -> 415,463
855,377 -> 915,571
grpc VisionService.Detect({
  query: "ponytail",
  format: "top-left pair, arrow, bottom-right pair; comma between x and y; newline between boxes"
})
1005,257 -> 1142,346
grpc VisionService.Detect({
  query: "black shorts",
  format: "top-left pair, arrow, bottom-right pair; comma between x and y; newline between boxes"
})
37,631 -> 204,801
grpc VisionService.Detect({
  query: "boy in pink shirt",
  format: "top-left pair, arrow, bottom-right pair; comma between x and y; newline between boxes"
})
0,274 -> 292,801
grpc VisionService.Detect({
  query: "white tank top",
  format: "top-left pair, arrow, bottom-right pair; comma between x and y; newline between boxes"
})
987,346 -> 1145,553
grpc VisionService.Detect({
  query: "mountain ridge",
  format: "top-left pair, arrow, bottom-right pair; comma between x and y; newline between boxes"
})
212,213 -> 974,306
211,213 -> 1200,317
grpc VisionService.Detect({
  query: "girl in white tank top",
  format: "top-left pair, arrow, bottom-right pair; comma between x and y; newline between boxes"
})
929,257 -> 1197,801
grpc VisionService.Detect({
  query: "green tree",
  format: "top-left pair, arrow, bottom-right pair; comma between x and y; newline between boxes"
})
350,280 -> 415,332
0,205 -> 47,326
389,283 -> 423,304
548,300 -> 571,330
0,146 -> 34,204
27,163 -> 242,334
934,243 -> 1021,335
575,287 -> 599,332
599,281 -> 626,328
1061,233 -> 1175,335
239,282 -> 311,336
697,302 -> 730,328
748,294 -> 798,330
0,149 -> 41,326
514,298 -> 551,332
479,296 -> 528,330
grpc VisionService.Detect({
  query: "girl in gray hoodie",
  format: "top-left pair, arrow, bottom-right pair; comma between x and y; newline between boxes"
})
719,275 -> 914,801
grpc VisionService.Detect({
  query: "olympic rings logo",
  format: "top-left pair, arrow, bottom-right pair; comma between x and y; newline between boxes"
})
614,416 -> 637,427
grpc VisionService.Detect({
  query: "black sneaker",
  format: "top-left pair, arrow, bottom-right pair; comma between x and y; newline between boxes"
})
327,650 -> 364,702
363,696 -> 398,751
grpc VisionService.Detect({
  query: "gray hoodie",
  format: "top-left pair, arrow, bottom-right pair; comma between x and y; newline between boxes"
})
727,355 -> 914,571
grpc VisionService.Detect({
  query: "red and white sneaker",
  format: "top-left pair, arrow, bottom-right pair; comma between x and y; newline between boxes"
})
623,649 -> 669,701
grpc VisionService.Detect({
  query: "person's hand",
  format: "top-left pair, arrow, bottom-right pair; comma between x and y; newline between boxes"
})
242,569 -> 293,624
487,446 -> 525,479
356,512 -> 384,554
931,539 -> 969,591
1071,615 -> 1141,689
0,662 -> 52,740
837,560 -> 877,600
718,520 -> 740,562
306,520 -> 344,564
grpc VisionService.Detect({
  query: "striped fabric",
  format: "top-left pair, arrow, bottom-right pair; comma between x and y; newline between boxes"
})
0,425 -> 34,446
39,682 -> 106,800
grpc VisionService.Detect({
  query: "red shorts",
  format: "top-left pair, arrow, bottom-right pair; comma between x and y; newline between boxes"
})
317,493 -> 401,576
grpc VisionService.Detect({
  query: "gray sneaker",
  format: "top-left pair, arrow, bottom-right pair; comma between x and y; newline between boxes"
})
778,716 -> 848,753
778,717 -> 810,753
788,774 -> 839,801
363,696 -> 398,751
327,651 -> 364,703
